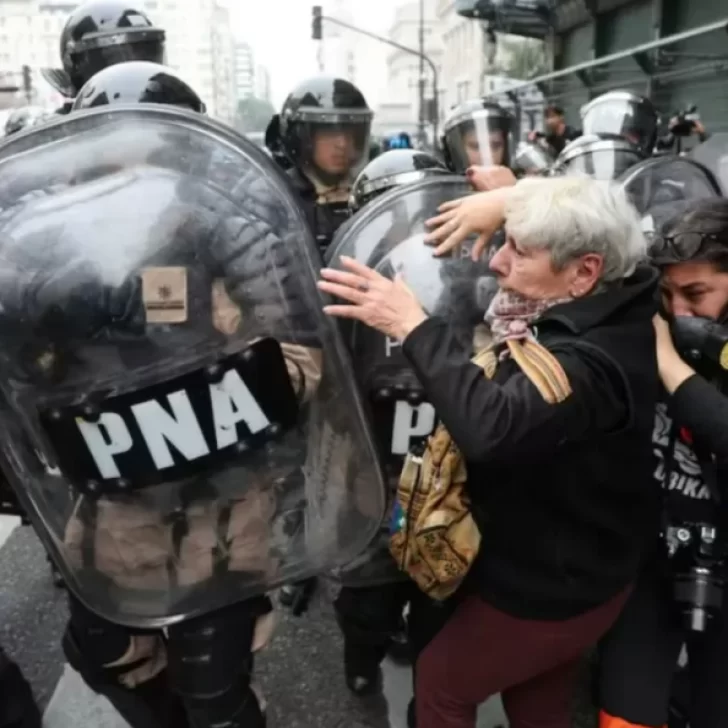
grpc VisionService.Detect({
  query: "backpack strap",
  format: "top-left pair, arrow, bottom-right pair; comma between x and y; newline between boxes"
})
506,338 -> 572,404
428,348 -> 498,466
427,341 -> 570,467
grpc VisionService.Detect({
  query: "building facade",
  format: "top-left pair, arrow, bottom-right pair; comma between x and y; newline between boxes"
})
0,0 -> 238,123
472,0 -> 728,137
319,0 -> 360,84
375,0 -> 443,140
0,0 -> 73,109
234,41 -> 255,100
254,64 -> 272,103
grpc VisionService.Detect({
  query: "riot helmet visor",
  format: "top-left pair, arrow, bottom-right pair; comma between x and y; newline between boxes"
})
292,109 -> 372,183
552,136 -> 643,181
512,141 -> 554,176
74,37 -> 166,91
443,106 -> 514,172
349,149 -> 448,212
581,94 -> 657,154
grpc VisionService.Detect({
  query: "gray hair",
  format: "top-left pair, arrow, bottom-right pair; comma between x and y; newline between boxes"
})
504,175 -> 648,282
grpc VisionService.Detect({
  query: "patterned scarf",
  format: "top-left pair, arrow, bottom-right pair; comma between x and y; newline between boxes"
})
485,288 -> 573,346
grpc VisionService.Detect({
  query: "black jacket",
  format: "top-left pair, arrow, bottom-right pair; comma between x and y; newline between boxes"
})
285,167 -> 350,258
547,125 -> 581,156
402,265 -> 661,620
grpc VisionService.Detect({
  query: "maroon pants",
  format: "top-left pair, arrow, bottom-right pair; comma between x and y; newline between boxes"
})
415,590 -> 630,728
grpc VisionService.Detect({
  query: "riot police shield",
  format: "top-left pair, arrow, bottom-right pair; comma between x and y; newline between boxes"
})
689,133 -> 728,196
619,155 -> 722,238
325,176 -> 495,584
0,105 -> 385,626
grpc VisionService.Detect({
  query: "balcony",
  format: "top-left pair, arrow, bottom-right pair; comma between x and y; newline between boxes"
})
454,0 -> 556,39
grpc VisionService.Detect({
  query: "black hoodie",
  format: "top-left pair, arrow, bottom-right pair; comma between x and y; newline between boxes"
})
402,265 -> 661,619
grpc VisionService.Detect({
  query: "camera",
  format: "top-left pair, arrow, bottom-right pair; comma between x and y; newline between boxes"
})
670,105 -> 701,138
666,522 -> 727,632
669,316 -> 728,374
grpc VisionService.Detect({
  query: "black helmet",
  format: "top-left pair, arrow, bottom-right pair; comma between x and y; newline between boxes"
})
72,61 -> 205,113
441,99 -> 515,173
42,1 -> 165,98
4,106 -> 52,136
349,149 -> 448,213
581,91 -> 658,156
278,75 -> 373,185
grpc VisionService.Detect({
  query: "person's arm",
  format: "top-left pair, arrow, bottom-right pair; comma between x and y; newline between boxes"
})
652,313 -> 728,457
402,316 -> 630,465
670,375 -> 728,460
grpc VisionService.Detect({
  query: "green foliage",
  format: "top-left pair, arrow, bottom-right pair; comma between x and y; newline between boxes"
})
497,38 -> 549,80
234,96 -> 276,133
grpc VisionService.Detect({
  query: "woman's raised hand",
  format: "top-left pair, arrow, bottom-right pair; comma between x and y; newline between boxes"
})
424,187 -> 510,261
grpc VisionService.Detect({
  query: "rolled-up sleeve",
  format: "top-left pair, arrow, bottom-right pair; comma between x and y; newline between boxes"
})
402,316 -> 631,465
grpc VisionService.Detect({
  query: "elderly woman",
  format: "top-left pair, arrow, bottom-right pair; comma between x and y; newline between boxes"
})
318,176 -> 661,728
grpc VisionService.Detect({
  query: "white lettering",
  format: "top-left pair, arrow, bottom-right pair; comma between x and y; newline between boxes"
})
76,413 -> 134,479
696,485 -> 712,500
385,337 -> 401,358
391,401 -> 436,455
210,369 -> 270,449
682,478 -> 702,498
132,392 -> 210,470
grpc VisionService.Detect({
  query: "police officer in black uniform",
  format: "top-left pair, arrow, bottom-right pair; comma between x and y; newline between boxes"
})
551,91 -> 659,181
0,647 -> 41,728
266,76 -> 373,611
265,75 -> 373,257
325,151 -> 456,695
20,61 -> 255,728
42,0 -> 166,112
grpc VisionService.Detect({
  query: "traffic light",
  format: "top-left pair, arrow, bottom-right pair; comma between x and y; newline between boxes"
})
312,6 -> 323,40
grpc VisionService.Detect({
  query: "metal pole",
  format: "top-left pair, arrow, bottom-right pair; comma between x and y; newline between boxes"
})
418,0 -> 426,147
321,15 -> 439,145
482,16 -> 728,99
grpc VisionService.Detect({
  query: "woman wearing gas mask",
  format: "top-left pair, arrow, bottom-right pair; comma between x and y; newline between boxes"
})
597,198 -> 728,728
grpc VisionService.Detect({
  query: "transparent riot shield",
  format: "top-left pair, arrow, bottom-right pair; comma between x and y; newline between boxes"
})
689,133 -> 728,196
325,175 -> 496,585
0,105 -> 385,626
619,155 -> 722,238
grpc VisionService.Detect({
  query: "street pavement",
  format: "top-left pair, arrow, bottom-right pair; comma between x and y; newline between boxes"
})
0,514 -> 594,728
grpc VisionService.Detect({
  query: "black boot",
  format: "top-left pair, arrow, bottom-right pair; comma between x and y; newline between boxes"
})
278,577 -> 317,616
343,636 -> 386,696
0,648 -> 42,728
386,619 -> 410,664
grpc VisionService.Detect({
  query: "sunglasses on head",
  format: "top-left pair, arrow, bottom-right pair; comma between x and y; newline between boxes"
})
650,231 -> 724,263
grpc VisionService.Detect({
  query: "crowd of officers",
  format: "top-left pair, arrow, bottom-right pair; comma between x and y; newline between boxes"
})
0,1 -> 724,727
